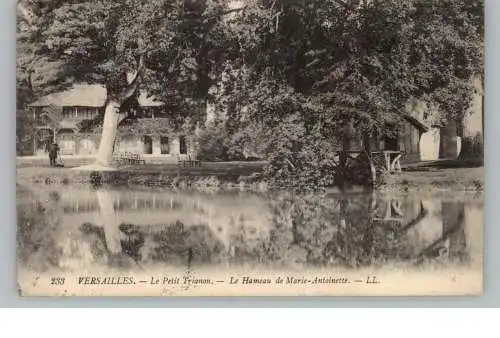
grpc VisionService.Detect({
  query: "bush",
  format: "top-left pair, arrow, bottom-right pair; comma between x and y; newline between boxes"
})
197,126 -> 230,161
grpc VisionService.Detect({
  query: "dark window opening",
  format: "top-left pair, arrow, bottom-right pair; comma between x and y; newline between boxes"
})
58,128 -> 75,135
179,135 -> 187,155
384,135 -> 399,151
62,107 -> 73,118
78,107 -> 98,120
34,107 -> 43,121
160,136 -> 170,154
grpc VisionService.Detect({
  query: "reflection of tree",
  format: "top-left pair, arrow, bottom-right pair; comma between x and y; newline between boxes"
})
145,222 -> 226,267
96,190 -> 122,254
75,189 -> 227,268
78,222 -> 144,268
262,194 -> 469,268
79,220 -> 228,268
415,202 -> 469,264
18,186 -> 473,271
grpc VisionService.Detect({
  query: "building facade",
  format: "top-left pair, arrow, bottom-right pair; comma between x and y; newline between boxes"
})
29,84 -> 199,161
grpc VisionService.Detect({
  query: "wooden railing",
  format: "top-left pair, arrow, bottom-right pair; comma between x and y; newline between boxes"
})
177,155 -> 201,168
115,152 -> 146,165
332,150 -> 404,188
370,150 -> 403,173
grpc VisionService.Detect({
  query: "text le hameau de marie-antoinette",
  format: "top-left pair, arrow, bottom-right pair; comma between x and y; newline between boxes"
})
49,275 -> 380,286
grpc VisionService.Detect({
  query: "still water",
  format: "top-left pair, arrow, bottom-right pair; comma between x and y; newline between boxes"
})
17,184 -> 483,274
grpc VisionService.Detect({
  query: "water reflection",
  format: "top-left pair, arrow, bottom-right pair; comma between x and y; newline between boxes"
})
17,185 -> 482,273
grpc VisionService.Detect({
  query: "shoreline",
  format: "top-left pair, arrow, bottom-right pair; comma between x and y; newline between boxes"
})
17,164 -> 484,195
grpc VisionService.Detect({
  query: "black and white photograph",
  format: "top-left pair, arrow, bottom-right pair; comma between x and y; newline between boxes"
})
16,0 -> 484,296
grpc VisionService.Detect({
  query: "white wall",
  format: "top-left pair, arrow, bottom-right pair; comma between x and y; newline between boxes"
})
116,134 -> 194,157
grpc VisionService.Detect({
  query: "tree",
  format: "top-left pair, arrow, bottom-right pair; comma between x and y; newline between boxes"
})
17,0 -> 240,167
214,0 -> 483,189
18,0 -> 483,178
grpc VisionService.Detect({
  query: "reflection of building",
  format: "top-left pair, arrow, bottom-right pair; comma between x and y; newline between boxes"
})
19,186 -> 481,268
30,188 -> 273,252
372,197 -> 470,261
28,84 -> 199,160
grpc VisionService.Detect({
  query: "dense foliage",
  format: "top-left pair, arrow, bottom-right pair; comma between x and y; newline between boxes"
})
213,0 -> 483,189
17,0 -> 483,187
18,0 -> 236,113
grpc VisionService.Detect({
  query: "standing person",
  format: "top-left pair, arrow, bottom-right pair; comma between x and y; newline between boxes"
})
49,142 -> 59,167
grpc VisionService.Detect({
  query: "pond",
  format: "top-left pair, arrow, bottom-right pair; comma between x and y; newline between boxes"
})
17,184 -> 483,276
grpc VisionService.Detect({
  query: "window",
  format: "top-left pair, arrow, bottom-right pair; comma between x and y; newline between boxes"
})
63,107 -> 82,118
160,136 -> 169,154
62,107 -> 73,118
80,107 -> 88,119
81,107 -> 97,119
141,108 -> 153,118
34,107 -> 43,121
384,135 -> 399,151
179,135 -> 187,155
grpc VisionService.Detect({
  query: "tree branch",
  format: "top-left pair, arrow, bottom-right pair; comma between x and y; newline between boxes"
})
17,1 -> 36,28
119,55 -> 144,102
202,6 -> 247,23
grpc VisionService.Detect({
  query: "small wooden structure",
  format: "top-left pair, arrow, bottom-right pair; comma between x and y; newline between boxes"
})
370,150 -> 403,173
332,149 -> 403,188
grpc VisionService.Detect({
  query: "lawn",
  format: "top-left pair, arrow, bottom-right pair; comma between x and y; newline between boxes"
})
16,161 -> 268,188
380,166 -> 484,193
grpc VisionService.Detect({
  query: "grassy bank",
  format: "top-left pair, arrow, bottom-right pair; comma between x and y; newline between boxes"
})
16,161 -> 484,194
379,167 -> 484,193
16,163 -> 268,193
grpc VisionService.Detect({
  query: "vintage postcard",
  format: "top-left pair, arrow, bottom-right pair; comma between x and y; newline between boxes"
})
16,0 -> 484,297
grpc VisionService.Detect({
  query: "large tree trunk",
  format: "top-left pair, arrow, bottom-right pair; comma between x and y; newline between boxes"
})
94,101 -> 122,167
76,55 -> 143,170
458,75 -> 483,163
459,133 -> 483,162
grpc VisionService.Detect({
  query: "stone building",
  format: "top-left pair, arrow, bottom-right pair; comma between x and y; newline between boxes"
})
28,84 -> 200,161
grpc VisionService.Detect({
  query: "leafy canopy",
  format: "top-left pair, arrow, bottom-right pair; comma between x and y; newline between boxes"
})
18,0 -> 236,116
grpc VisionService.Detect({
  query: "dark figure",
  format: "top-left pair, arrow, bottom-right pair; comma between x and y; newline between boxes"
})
48,143 -> 59,167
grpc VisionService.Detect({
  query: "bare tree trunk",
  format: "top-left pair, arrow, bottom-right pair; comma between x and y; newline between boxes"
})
89,55 -> 143,169
459,75 -> 483,162
94,101 -> 122,167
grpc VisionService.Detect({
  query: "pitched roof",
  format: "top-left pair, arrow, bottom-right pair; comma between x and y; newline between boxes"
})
403,114 -> 429,132
30,84 -> 107,107
29,84 -> 164,107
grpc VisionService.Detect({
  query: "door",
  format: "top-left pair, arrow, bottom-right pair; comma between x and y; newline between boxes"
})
143,135 -> 153,154
179,135 -> 187,155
